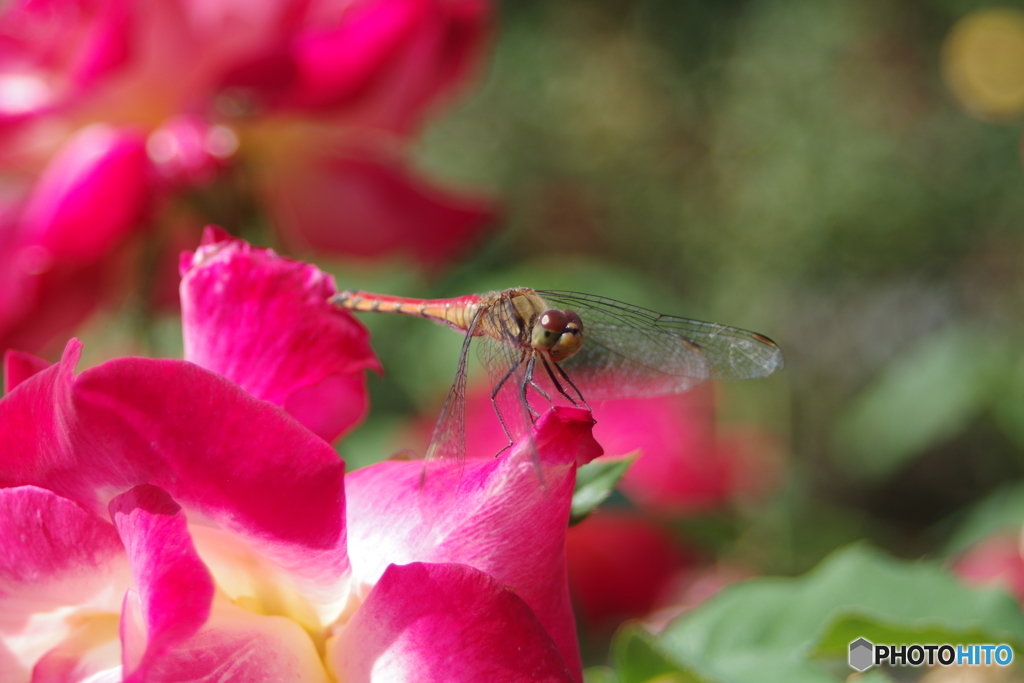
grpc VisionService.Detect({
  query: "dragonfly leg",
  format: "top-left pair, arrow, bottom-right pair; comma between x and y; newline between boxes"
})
551,359 -> 591,411
528,362 -> 552,403
540,356 -> 582,408
521,355 -> 542,421
490,350 -> 527,457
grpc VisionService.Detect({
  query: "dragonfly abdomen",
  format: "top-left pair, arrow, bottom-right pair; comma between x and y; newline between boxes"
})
331,290 -> 483,332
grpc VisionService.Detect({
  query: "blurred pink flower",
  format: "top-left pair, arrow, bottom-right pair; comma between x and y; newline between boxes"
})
565,512 -> 693,627
592,388 -> 784,515
952,531 -> 1024,605
0,230 -> 593,682
0,0 -> 496,356
0,124 -> 151,354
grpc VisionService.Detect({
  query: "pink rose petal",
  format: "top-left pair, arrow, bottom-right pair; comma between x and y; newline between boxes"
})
337,0 -> 492,133
331,562 -> 574,683
0,252 -> 112,358
109,485 -> 214,679
0,485 -> 128,681
123,599 -> 331,683
3,348 -> 51,393
0,0 -> 132,122
262,143 -> 495,268
29,613 -> 121,683
593,389 -> 735,513
19,125 -> 151,264
566,511 -> 692,625
287,0 -> 428,111
0,485 -> 125,609
345,406 -> 598,681
0,339 -> 351,622
180,227 -> 380,441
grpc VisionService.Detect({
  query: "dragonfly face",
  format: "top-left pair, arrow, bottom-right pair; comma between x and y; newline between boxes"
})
531,309 -> 584,362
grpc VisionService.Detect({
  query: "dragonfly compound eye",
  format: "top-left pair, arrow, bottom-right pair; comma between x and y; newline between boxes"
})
548,310 -> 584,362
533,310 -> 568,350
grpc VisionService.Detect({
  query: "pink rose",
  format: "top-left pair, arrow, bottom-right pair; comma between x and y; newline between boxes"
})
566,512 -> 693,626
0,124 -> 151,354
0,0 -> 496,356
0,230 -> 592,682
592,388 -> 784,514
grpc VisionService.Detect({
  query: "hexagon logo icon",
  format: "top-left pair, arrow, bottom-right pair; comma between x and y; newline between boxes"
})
849,638 -> 874,671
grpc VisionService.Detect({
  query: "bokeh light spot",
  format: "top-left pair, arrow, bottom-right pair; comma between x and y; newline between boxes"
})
942,8 -> 1024,120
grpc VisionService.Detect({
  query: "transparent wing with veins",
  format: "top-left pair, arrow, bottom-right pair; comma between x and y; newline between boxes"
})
418,306 -> 481,508
537,290 -> 784,400
474,320 -> 556,483
423,296 -> 562,487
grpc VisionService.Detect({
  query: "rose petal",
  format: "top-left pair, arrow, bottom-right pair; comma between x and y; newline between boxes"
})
565,512 -> 692,624
0,340 -> 351,624
262,143 -> 495,268
345,406 -> 597,680
283,372 -> 371,443
30,613 -> 121,683
109,485 -> 214,679
0,485 -> 128,681
330,562 -> 574,683
0,486 -> 125,607
287,0 -> 428,111
180,228 -> 380,441
3,348 -> 51,394
70,0 -> 132,90
0,0 -> 132,121
123,598 -> 331,683
19,125 -> 150,264
0,338 -> 82,489
0,253 -> 113,358
333,0 -> 492,133
593,389 -> 735,513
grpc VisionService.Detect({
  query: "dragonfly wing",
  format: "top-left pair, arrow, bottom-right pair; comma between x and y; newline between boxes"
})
474,298 -> 550,482
475,297 -> 534,449
420,309 -> 480,506
538,290 -> 784,400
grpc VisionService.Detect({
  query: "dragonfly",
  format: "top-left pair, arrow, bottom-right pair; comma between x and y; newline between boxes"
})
330,287 -> 784,489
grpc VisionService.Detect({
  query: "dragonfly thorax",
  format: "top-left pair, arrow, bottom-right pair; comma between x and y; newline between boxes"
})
531,309 -> 584,362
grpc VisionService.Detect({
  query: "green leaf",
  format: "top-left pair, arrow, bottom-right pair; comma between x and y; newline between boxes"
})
992,353 -> 1024,452
584,667 -> 619,683
943,482 -> 1024,556
611,625 -> 708,683
571,456 -> 635,526
644,544 -> 1024,683
832,325 -> 1008,480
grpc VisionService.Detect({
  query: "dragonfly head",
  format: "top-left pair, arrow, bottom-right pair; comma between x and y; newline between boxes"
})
532,309 -> 584,362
